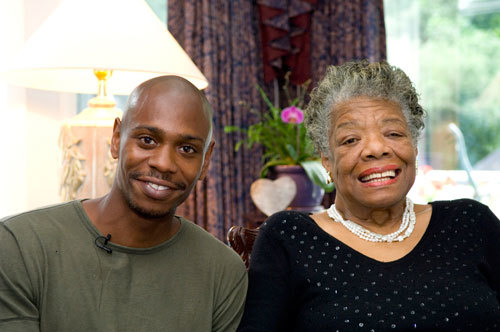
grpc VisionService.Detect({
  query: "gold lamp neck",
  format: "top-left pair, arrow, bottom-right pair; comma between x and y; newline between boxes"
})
95,69 -> 113,98
69,69 -> 122,126
88,69 -> 117,109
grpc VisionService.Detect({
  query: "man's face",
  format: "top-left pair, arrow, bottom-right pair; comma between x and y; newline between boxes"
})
111,85 -> 213,219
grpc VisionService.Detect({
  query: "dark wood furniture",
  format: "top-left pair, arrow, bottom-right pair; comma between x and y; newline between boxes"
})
227,226 -> 260,268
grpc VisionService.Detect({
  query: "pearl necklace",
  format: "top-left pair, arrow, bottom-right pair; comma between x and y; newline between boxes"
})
326,197 -> 416,243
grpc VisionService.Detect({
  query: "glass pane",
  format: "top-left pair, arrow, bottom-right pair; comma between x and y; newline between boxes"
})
385,0 -> 500,215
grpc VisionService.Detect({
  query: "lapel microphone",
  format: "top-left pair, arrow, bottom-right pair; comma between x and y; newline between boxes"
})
95,234 -> 112,254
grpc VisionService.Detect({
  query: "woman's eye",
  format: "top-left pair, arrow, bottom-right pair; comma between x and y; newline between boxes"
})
389,132 -> 403,137
342,138 -> 357,145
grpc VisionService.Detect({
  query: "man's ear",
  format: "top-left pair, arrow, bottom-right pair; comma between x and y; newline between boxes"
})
110,118 -> 122,159
198,140 -> 215,181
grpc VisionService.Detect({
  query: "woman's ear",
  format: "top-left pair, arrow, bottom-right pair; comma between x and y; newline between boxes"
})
321,152 -> 330,173
321,152 -> 334,184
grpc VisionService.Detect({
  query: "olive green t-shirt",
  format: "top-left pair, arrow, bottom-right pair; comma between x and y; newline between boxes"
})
0,201 -> 247,332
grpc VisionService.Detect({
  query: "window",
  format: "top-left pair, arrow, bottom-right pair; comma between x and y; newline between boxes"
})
385,0 -> 500,215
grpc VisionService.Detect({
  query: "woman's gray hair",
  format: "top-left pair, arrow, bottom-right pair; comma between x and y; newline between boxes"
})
304,60 -> 425,156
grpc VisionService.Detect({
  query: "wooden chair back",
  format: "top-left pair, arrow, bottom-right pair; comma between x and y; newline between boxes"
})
227,226 -> 260,268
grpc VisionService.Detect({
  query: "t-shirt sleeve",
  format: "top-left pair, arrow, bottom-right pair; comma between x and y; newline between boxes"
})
212,253 -> 248,332
0,223 -> 40,331
237,217 -> 293,332
481,205 -> 500,303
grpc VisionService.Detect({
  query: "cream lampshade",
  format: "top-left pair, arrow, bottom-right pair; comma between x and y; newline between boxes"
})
5,0 -> 208,200
6,0 -> 208,93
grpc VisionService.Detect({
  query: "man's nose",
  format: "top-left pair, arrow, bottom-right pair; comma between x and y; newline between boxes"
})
148,145 -> 179,173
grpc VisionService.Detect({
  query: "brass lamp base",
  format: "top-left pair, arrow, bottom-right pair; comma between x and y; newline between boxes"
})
58,70 -> 123,201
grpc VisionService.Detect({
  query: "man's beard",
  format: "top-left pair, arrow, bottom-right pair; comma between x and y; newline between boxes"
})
124,190 -> 175,219
122,171 -> 188,219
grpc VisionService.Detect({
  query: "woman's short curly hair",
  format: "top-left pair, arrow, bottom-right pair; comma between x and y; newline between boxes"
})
304,60 -> 425,156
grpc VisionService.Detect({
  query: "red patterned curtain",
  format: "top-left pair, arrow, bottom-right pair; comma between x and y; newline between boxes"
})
257,0 -> 386,86
168,0 -> 265,241
258,0 -> 317,85
312,0 -> 386,208
311,0 -> 386,83
168,0 -> 386,241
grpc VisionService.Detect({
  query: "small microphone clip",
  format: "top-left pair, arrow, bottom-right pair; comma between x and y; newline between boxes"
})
95,234 -> 112,254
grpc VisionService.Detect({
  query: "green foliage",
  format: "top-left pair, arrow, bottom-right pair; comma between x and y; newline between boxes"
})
300,160 -> 335,193
224,76 -> 333,192
458,111 -> 500,164
412,0 -> 500,166
223,91 -> 314,170
470,12 -> 500,31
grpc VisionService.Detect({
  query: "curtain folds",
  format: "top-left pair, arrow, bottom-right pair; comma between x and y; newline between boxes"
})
311,0 -> 386,83
168,0 -> 386,241
257,0 -> 317,85
168,0 -> 265,241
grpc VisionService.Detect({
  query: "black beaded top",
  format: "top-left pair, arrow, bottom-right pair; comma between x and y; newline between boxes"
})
237,199 -> 500,332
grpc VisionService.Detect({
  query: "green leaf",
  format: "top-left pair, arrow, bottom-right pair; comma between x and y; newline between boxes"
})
260,159 -> 293,177
285,144 -> 298,161
234,141 -> 244,151
300,160 -> 335,192
224,125 -> 243,133
256,84 -> 276,114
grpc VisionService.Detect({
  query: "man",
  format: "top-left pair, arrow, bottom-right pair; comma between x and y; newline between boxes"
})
0,76 -> 247,331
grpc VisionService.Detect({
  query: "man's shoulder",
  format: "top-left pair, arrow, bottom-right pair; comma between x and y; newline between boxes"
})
0,201 -> 86,262
177,216 -> 246,269
178,216 -> 236,253
1,200 -> 82,233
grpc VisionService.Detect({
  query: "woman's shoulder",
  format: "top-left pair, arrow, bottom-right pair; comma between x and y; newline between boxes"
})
430,198 -> 490,213
430,198 -> 499,229
260,210 -> 315,234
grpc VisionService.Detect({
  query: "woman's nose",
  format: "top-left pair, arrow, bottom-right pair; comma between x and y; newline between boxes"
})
361,133 -> 391,160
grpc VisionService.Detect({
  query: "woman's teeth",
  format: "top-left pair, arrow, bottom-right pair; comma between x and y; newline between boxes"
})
361,170 -> 396,182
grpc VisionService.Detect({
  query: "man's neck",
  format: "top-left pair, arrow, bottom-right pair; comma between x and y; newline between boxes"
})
82,193 -> 181,248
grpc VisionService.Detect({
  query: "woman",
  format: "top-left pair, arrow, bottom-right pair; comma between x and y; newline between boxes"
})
237,61 -> 500,331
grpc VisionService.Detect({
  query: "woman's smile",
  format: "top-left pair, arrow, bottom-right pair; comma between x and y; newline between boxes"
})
358,165 -> 401,187
324,96 -> 417,210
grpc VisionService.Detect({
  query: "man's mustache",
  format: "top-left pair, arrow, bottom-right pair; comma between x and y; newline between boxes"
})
130,171 -> 187,190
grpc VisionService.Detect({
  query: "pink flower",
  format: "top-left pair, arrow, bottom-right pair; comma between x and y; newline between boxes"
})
281,106 -> 304,124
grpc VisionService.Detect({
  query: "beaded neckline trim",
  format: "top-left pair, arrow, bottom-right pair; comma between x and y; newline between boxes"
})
326,197 -> 416,243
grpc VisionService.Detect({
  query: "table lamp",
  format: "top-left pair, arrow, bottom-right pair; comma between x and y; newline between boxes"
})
5,0 -> 208,201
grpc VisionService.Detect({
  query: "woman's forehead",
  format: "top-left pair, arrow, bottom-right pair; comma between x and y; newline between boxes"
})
331,97 -> 405,127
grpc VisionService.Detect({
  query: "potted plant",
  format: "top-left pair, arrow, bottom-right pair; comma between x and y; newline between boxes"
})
225,75 -> 334,211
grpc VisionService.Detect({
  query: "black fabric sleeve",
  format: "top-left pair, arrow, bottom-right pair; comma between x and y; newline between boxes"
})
480,205 -> 500,304
237,219 -> 293,332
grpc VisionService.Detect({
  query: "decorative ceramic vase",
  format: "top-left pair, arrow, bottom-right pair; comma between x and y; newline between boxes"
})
270,165 -> 324,212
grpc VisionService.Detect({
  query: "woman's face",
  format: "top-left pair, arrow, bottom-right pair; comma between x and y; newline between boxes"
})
322,96 -> 417,212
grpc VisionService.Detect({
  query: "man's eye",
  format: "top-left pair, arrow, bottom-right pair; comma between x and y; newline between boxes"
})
180,145 -> 196,154
140,137 -> 156,145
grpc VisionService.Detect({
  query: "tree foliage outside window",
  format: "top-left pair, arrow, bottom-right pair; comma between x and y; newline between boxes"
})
385,0 -> 500,168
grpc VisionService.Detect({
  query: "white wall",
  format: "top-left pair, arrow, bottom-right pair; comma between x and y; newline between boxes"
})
0,0 -> 77,217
